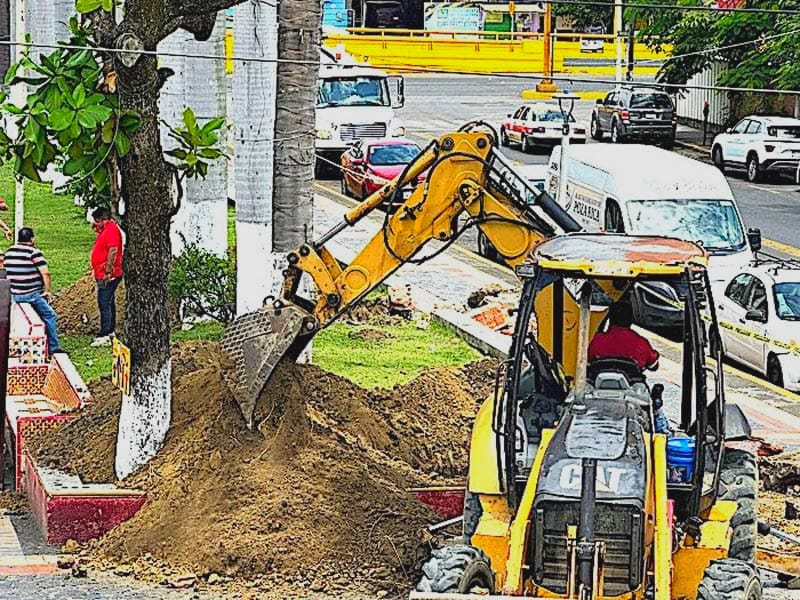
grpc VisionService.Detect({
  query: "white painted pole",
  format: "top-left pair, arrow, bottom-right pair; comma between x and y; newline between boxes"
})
11,0 -> 26,235
614,0 -> 623,85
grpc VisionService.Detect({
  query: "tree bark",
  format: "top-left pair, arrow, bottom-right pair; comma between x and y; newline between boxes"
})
272,0 -> 320,252
113,14 -> 175,479
232,0 -> 278,314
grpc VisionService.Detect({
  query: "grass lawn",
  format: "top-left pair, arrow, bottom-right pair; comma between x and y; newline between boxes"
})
2,167 -> 483,387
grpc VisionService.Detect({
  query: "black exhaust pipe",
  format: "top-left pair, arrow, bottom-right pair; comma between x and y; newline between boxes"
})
577,457 -> 597,595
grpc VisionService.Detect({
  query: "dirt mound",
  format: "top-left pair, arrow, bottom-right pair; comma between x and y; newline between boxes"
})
32,341 -> 498,595
53,273 -> 126,336
342,297 -> 407,326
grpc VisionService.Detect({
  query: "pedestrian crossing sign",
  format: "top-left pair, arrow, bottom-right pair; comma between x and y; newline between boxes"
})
112,337 -> 131,396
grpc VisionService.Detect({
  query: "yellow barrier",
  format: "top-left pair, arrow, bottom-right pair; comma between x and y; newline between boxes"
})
322,29 -> 669,76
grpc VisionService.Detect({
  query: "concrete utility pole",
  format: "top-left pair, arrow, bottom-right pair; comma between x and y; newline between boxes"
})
161,14 -> 229,258
232,0 -> 278,315
614,0 -> 624,85
10,0 -> 25,235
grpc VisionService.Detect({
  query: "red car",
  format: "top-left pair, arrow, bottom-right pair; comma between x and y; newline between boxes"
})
340,140 -> 426,207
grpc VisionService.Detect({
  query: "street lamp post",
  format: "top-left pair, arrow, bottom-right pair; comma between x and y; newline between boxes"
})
554,91 -> 580,206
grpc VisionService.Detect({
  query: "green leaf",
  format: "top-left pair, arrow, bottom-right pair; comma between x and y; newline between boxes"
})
119,112 -> 142,133
50,107 -> 76,131
113,131 -> 131,157
77,108 -> 98,129
81,103 -> 113,124
101,118 -> 114,143
183,107 -> 200,142
201,117 -> 226,134
62,157 -> 86,176
4,62 -> 19,86
75,0 -> 104,13
166,148 -> 188,160
72,84 -> 86,108
15,155 -> 42,183
101,0 -> 114,10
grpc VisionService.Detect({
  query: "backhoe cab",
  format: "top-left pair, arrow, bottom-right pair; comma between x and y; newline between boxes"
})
413,234 -> 759,600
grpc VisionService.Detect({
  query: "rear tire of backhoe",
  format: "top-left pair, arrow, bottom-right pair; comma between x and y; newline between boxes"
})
697,559 -> 761,600
462,491 -> 482,544
718,448 -> 758,562
416,545 -> 495,595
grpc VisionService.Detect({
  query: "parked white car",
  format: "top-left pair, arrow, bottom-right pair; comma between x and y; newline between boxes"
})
717,261 -> 800,391
500,102 -> 586,153
711,115 -> 800,183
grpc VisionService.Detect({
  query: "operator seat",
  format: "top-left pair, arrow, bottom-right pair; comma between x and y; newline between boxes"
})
587,357 -> 646,386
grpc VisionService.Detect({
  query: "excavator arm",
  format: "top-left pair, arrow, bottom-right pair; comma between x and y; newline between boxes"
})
222,125 -> 580,427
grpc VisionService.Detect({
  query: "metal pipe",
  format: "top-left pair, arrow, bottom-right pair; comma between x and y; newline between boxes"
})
653,434 -> 671,600
574,282 -> 592,403
577,458 -> 597,592
759,522 -> 800,546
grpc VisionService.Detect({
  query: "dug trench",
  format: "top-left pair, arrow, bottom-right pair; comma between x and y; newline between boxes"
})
30,340 -> 498,597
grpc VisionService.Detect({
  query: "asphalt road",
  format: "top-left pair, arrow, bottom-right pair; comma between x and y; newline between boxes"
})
387,74 -> 800,255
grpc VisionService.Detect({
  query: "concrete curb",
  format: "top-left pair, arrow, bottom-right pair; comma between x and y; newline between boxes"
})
521,89 -> 606,101
674,138 -> 710,156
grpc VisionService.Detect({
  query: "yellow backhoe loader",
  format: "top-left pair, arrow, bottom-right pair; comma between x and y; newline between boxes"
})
221,124 -> 761,599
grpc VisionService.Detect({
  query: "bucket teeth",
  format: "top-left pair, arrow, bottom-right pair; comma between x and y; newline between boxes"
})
221,304 -> 315,428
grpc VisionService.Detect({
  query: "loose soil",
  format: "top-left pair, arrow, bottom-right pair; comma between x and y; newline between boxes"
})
342,297 -> 407,326
0,491 -> 27,515
53,273 -> 126,336
31,341 -> 498,596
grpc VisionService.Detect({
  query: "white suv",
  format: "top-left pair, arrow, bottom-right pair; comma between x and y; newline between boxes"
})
717,259 -> 800,391
711,115 -> 800,182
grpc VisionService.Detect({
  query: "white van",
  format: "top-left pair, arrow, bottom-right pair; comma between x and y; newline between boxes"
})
546,144 -> 759,326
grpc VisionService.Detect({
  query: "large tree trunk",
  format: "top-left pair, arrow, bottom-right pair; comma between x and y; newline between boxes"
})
272,0 -> 320,253
232,0 -> 278,314
113,24 -> 175,480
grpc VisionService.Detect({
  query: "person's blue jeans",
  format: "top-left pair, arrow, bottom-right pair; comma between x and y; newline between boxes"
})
97,277 -> 121,337
12,291 -> 60,354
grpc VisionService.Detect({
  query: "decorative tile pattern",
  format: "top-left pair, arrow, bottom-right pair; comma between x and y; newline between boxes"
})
6,365 -> 49,396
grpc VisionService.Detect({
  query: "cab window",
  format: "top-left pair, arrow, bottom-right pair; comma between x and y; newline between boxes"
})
732,119 -> 751,134
604,92 -> 617,106
725,273 -> 753,307
745,120 -> 763,134
513,106 -> 526,119
520,107 -> 530,120
746,278 -> 768,316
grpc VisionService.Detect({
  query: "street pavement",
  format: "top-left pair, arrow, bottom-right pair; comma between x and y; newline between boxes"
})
392,74 -> 800,257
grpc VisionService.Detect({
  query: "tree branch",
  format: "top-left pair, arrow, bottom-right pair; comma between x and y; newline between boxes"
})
171,0 -> 251,20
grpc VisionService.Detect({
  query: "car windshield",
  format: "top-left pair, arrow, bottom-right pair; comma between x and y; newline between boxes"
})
318,76 -> 389,107
630,93 -> 672,109
536,110 -> 576,123
626,199 -> 745,252
369,144 -> 420,165
768,126 -> 800,138
774,282 -> 800,320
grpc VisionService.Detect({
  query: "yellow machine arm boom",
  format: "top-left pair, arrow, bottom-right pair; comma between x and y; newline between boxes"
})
222,126 -> 580,427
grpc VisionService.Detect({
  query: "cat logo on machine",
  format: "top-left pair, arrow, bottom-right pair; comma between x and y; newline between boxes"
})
559,463 -> 628,493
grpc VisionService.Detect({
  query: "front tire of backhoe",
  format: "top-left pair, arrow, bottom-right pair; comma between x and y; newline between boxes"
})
416,545 -> 494,595
697,559 -> 761,600
718,448 -> 758,562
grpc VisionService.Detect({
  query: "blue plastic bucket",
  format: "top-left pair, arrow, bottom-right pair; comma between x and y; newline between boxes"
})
666,438 -> 696,483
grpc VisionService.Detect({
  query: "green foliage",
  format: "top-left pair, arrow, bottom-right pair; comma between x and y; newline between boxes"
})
168,240 -> 236,324
555,1 -> 612,32
628,0 -> 800,97
164,108 -> 226,180
76,0 -> 115,13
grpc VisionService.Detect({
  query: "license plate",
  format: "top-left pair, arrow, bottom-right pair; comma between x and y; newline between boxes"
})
645,113 -> 657,119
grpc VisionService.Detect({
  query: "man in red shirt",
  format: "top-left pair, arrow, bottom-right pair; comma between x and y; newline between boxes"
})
588,302 -> 659,372
90,207 -> 124,347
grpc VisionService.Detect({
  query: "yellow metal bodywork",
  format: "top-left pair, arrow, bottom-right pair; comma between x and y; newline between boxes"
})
652,434 -> 671,600
671,501 -> 736,600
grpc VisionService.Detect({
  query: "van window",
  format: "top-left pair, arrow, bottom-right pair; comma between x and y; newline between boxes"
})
318,76 -> 390,107
626,199 -> 745,252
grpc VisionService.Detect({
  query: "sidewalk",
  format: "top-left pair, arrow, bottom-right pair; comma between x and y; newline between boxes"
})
314,190 -> 800,446
675,122 -> 715,154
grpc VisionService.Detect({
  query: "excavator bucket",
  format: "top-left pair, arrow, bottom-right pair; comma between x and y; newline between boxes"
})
220,302 -> 316,429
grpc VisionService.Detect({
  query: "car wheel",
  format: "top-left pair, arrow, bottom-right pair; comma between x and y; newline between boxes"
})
746,153 -> 762,183
590,115 -> 603,141
611,120 -> 624,143
521,136 -> 530,153
767,354 -> 784,388
712,145 -> 725,173
500,128 -> 509,147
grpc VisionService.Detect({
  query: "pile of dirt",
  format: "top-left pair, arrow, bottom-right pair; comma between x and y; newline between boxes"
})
52,273 -> 126,336
32,341 -> 498,595
0,492 -> 27,515
761,450 -> 800,493
342,297 -> 407,326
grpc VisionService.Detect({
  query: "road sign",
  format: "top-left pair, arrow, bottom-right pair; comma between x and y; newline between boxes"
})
112,337 -> 131,396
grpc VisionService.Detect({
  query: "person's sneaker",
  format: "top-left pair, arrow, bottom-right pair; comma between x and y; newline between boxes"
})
90,335 -> 112,347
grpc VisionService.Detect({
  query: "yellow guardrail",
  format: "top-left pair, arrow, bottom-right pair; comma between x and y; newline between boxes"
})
321,29 -> 669,75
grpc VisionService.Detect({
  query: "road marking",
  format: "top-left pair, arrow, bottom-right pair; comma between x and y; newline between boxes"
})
752,185 -> 783,195
764,238 -> 800,258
